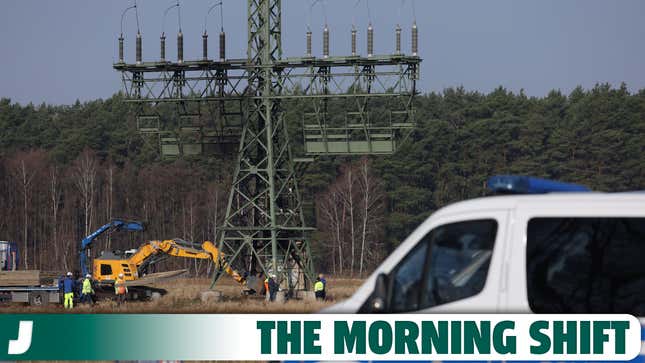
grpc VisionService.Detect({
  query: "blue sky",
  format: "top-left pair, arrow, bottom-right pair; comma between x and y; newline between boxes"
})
1,0 -> 644,105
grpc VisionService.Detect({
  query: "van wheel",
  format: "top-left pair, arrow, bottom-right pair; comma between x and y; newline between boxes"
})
29,292 -> 49,306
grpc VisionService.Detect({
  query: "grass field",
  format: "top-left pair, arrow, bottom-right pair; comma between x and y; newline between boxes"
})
0,277 -> 364,313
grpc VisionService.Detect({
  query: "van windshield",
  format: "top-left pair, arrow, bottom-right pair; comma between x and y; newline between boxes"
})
390,219 -> 498,312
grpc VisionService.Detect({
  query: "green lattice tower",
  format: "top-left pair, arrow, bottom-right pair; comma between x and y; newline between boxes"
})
211,0 -> 315,292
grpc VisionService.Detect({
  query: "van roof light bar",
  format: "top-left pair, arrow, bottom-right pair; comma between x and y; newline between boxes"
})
487,175 -> 591,194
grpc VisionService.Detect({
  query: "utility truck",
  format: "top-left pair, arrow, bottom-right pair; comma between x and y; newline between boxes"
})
325,175 -> 645,315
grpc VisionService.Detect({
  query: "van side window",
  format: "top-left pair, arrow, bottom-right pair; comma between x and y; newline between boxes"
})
390,242 -> 428,312
390,219 -> 498,312
527,218 -> 645,314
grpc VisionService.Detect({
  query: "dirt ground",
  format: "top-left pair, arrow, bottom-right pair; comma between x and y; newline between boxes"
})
0,276 -> 364,313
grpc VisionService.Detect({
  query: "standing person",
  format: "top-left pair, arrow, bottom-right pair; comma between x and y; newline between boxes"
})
63,272 -> 74,309
57,274 -> 65,295
263,274 -> 269,296
314,276 -> 325,301
114,273 -> 128,305
267,275 -> 279,302
81,274 -> 94,305
318,273 -> 327,299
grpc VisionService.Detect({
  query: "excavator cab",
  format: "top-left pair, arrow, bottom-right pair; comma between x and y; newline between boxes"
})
92,251 -> 139,282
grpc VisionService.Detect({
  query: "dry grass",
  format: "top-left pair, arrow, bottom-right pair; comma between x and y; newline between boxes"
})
0,276 -> 364,314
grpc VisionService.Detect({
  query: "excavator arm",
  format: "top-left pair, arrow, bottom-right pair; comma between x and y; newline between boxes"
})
202,241 -> 245,285
127,239 -> 245,285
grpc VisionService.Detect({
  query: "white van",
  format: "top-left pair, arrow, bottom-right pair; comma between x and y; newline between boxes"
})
325,176 -> 645,314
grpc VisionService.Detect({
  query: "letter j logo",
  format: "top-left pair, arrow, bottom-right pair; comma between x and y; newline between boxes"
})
8,321 -> 33,355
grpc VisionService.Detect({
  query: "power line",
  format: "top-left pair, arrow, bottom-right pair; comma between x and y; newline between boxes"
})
162,0 -> 179,35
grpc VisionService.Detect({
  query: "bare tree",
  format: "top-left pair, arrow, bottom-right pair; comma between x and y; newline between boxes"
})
8,151 -> 45,269
105,162 -> 114,250
49,166 -> 62,268
318,183 -> 347,275
344,167 -> 356,276
317,158 -> 385,275
73,149 -> 97,237
356,157 -> 384,275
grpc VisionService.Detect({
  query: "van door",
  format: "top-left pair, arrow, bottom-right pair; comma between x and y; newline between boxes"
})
507,202 -> 645,314
363,210 -> 509,313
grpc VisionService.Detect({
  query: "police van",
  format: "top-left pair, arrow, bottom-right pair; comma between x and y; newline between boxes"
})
325,176 -> 645,315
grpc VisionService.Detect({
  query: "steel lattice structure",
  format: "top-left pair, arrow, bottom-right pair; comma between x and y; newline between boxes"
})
114,0 -> 420,294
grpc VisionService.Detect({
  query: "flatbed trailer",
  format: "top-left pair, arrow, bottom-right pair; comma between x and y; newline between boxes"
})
0,285 -> 60,306
0,242 -> 61,306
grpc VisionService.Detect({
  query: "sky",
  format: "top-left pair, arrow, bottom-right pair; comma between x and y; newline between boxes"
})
0,0 -> 644,105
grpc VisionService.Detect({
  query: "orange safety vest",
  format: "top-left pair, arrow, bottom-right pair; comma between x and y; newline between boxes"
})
115,278 -> 127,295
264,278 -> 269,294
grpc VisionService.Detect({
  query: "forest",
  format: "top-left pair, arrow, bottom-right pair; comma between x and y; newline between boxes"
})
0,83 -> 643,276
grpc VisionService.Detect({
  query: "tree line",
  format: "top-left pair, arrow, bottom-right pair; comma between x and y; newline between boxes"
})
0,83 -> 643,276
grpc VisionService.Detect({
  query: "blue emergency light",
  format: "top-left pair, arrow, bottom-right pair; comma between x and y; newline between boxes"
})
487,175 -> 591,194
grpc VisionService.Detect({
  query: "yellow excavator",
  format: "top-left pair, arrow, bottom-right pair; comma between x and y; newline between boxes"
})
92,239 -> 245,300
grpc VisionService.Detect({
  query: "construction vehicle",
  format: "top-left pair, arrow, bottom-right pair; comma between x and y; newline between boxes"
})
0,241 -> 59,306
80,219 -> 144,277
91,239 -> 246,300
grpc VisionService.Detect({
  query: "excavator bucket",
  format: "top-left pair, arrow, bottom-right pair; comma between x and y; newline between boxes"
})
244,276 -> 264,294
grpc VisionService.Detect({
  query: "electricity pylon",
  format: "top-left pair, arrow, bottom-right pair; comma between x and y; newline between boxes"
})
114,0 -> 420,294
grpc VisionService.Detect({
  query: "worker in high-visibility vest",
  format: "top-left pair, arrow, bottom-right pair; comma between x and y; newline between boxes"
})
314,276 -> 325,301
263,275 -> 269,296
81,274 -> 94,305
318,273 -> 327,295
63,272 -> 74,309
114,273 -> 128,305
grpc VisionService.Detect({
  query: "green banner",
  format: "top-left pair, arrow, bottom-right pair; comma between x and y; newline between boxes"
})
0,314 -> 640,361
0,314 -> 233,360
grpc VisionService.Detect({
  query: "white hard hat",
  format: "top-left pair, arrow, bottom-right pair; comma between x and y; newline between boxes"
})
85,274 -> 91,278
118,273 -> 124,277
66,272 -> 72,276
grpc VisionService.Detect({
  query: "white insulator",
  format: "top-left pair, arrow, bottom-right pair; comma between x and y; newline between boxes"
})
118,35 -> 124,63
351,28 -> 357,56
160,34 -> 166,61
203,33 -> 209,60
323,26 -> 329,59
396,25 -> 402,55
177,31 -> 184,63
306,31 -> 312,57
367,24 -> 374,57
219,31 -> 226,61
136,33 -> 142,64
412,22 -> 418,57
